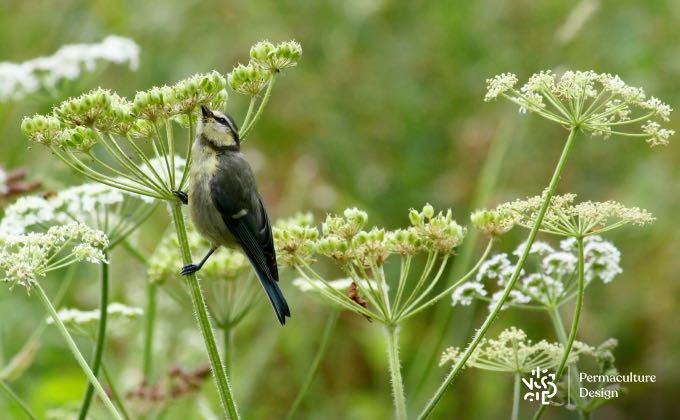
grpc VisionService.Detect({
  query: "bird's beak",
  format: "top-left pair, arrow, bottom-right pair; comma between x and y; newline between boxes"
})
200,105 -> 212,118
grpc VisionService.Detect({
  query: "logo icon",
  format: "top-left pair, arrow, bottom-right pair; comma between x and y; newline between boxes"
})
522,367 -> 558,405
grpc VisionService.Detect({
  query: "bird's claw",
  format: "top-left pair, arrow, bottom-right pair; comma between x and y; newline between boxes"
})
180,264 -> 199,276
173,190 -> 188,205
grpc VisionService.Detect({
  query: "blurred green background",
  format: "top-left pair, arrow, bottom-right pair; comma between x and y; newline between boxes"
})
1,0 -> 679,418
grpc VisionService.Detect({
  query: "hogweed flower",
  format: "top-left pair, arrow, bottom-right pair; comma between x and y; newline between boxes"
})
439,327 -> 575,373
273,213 -> 319,267
229,40 -> 303,140
470,209 -> 515,237
281,205 -> 486,324
0,35 -> 139,102
453,236 -> 621,310
0,182 -> 156,248
22,72 -> 227,201
484,70 -> 674,146
47,303 -> 143,337
494,192 -> 654,237
147,225 -> 257,328
228,64 -> 270,96
0,222 -> 108,291
249,40 -> 302,73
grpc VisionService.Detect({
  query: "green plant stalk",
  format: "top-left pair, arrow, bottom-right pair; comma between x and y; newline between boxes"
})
101,362 -> 132,420
35,282 -> 122,419
285,311 -> 340,420
0,379 -> 37,420
240,77 -> 276,140
144,282 -> 157,380
170,202 -> 240,419
408,118 -> 515,401
122,240 -> 156,380
418,127 -> 579,419
78,253 -> 110,420
223,325 -> 234,373
511,372 -> 521,420
534,237 -> 587,420
385,324 -> 407,420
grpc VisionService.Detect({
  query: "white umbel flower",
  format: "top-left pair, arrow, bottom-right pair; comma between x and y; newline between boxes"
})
0,36 -> 140,102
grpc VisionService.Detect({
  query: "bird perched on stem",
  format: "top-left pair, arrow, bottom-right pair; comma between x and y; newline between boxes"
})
173,105 -> 290,324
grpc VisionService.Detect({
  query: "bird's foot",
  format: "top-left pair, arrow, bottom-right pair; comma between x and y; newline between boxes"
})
180,264 -> 200,276
173,190 -> 188,205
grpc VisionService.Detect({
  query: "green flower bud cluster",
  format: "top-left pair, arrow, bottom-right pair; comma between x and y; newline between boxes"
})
147,226 -> 247,285
273,213 -> 319,267
56,126 -> 98,152
409,204 -> 466,254
132,71 -> 228,121
54,88 -> 130,132
23,71 -> 228,155
275,206 -> 465,270
20,115 -> 61,146
227,40 -> 302,97
470,209 -> 514,237
249,40 -> 302,73
228,64 -> 270,96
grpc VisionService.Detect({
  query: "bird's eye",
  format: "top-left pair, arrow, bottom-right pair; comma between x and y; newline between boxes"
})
216,117 -> 228,125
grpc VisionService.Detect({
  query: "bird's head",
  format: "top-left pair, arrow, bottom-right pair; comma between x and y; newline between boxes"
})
198,105 -> 240,149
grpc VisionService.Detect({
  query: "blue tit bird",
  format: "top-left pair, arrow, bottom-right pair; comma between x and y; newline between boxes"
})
173,105 -> 290,325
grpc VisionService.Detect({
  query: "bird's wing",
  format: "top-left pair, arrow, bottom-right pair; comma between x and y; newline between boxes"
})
209,179 -> 279,282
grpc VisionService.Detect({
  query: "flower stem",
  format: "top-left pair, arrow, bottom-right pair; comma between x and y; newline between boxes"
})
78,253 -> 110,420
223,325 -> 234,373
534,237 -> 587,420
170,202 -> 240,419
240,77 -> 276,140
418,127 -> 579,419
385,324 -> 407,420
0,379 -> 37,420
511,372 -> 521,420
101,362 -> 132,420
406,118 -> 515,402
285,311 -> 339,420
34,282 -> 122,419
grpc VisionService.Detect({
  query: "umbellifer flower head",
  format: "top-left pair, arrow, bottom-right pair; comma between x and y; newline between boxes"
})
249,40 -> 302,72
228,63 -> 270,96
485,70 -> 674,146
440,327 -> 576,373
494,192 -> 654,237
453,236 -> 622,310
470,209 -> 514,237
0,223 -> 108,291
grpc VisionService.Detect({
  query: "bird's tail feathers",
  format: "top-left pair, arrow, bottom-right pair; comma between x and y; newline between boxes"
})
253,266 -> 290,325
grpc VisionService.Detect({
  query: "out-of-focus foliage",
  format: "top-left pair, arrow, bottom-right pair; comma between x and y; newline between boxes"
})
0,0 -> 678,419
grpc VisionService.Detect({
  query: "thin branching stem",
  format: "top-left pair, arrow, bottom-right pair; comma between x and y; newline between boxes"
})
78,253 -> 110,420
418,128 -> 579,419
35,282 -> 122,419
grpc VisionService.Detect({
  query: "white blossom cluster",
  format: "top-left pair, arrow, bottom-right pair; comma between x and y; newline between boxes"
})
47,303 -> 143,337
0,36 -> 140,102
452,236 -> 621,310
0,223 -> 108,291
0,183 -> 153,246
493,192 -> 654,237
485,70 -> 673,146
440,327 -> 572,373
